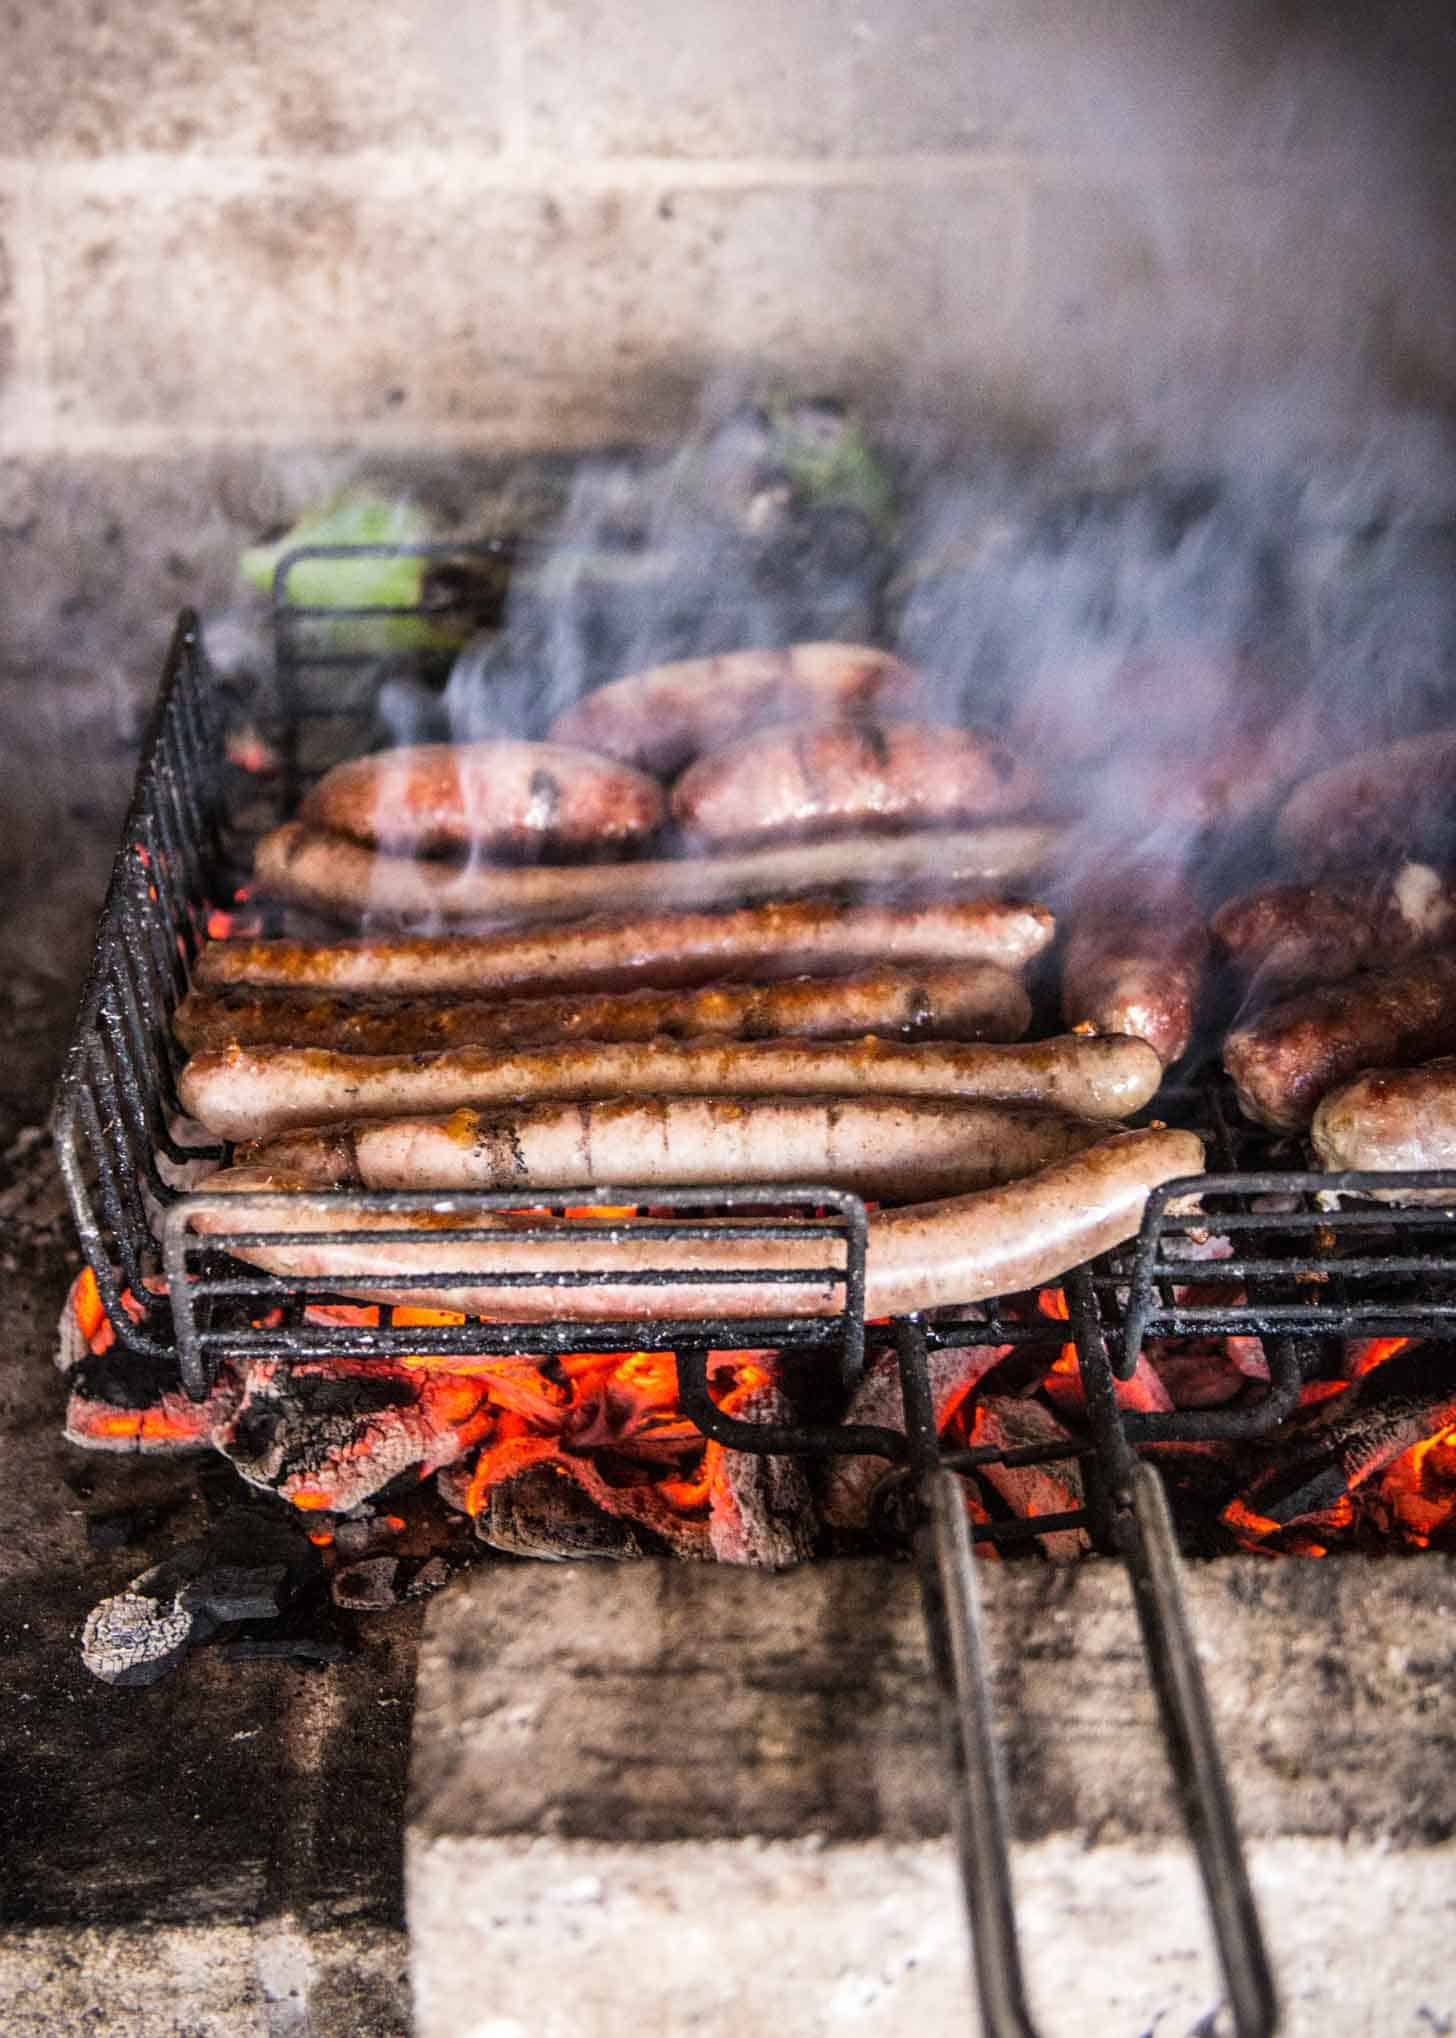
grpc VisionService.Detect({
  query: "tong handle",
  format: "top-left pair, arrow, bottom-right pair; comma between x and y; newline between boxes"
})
918,1467 -> 1278,2037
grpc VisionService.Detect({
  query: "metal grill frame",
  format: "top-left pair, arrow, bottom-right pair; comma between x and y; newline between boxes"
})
85,539 -> 1456,2032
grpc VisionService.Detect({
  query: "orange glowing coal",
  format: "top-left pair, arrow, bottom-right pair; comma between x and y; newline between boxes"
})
1347,1337 -> 1413,1379
1375,1423 -> 1456,1547
459,1347 -> 775,1520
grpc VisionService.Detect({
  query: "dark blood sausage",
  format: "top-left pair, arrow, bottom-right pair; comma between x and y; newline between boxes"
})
298,739 -> 665,858
1276,730 -> 1456,876
243,1095 -> 1111,1204
250,819 -> 1061,928
173,961 -> 1034,1056
546,643 -> 922,776
670,719 -> 1043,849
186,1127 -> 1204,1322
194,895 -> 1056,998
1223,954 -> 1456,1131
1311,1056 -> 1456,1200
178,1032 -> 1161,1144
1061,878 -> 1207,1067
1212,865 -> 1456,994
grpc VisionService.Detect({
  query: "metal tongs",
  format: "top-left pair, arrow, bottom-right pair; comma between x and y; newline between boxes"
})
901,1266 -> 1279,2038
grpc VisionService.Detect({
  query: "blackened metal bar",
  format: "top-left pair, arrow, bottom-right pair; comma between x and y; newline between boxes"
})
895,1318 -> 1041,2036
922,1470 -> 1039,2038
674,1345 -> 906,1462
1117,1463 -> 1279,2038
1122,1335 -> 1306,1447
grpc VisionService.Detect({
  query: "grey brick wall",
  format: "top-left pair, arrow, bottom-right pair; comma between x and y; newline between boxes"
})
0,0 -> 1453,461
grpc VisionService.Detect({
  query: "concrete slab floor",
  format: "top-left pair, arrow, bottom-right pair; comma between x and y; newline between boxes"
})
0,674 -> 412,2036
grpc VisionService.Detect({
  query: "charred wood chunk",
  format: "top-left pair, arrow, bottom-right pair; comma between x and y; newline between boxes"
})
331,1556 -> 402,1610
1229,1341 -> 1456,1529
81,1590 -> 197,1688
706,1378 -> 817,1569
178,1563 -> 290,1625
821,1343 -> 1009,1532
967,1397 -> 1090,1562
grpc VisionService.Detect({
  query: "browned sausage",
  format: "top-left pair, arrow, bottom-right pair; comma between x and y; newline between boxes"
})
547,643 -> 921,775
1223,954 -> 1456,1130
184,1127 -> 1205,1321
194,895 -> 1057,998
173,960 -> 1034,1056
1212,865 -> 1456,993
242,1095 -> 1110,1203
1311,1056 -> 1456,1199
1061,877 -> 1207,1066
179,1032 -> 1163,1143
252,819 -> 1061,927
298,740 -> 665,858
1276,731 -> 1456,875
670,720 -> 1042,849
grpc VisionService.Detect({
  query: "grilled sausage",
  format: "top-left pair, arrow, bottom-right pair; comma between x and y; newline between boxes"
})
1061,878 -> 1207,1066
1311,1056 -> 1456,1200
1276,730 -> 1456,876
547,643 -> 921,775
179,1032 -> 1163,1143
251,819 -> 1061,927
298,739 -> 665,858
243,1095 -> 1110,1203
195,895 -> 1056,998
185,1127 -> 1205,1321
174,960 -> 1034,1056
671,720 -> 1042,849
1223,954 -> 1456,1131
1212,865 -> 1456,994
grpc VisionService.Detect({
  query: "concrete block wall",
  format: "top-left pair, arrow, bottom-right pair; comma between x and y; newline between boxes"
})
2,0 -> 1455,465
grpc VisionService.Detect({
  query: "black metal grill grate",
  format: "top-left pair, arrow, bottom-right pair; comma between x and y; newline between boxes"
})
59,536 -> 1456,2034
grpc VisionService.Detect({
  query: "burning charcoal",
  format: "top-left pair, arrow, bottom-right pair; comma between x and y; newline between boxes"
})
468,1434 -> 710,1561
706,1374 -> 817,1569
331,1556 -> 401,1610
1225,1340 -> 1456,1532
967,1397 -> 1090,1562
214,1358 -> 491,1513
821,1344 -> 1010,1531
81,1589 -> 197,1688
1146,1333 -> 1270,1410
179,1563 -> 290,1625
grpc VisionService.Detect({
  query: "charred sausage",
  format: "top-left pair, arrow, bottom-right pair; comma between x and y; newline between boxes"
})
195,895 -> 1056,999
1311,1056 -> 1456,1200
1212,864 -> 1456,994
1276,730 -> 1456,875
547,643 -> 921,775
251,819 -> 1061,927
1061,877 -> 1207,1066
1224,954 -> 1456,1130
185,1126 -> 1205,1321
174,960 -> 1034,1056
179,1032 -> 1163,1143
243,1095 -> 1110,1203
670,720 -> 1042,849
298,739 -> 664,858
